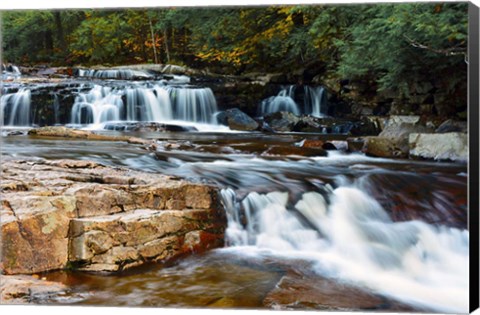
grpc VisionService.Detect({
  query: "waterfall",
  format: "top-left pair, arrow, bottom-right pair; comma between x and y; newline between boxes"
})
304,86 -> 328,117
220,186 -> 469,313
1,89 -> 31,126
11,66 -> 21,75
77,69 -> 153,80
125,86 -> 173,122
167,87 -> 218,124
260,85 -> 300,116
53,94 -> 61,124
71,85 -> 123,125
71,84 -> 218,125
259,85 -> 328,117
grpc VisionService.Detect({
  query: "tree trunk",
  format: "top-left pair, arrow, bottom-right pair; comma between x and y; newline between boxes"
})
54,11 -> 66,50
148,17 -> 158,64
163,29 -> 170,63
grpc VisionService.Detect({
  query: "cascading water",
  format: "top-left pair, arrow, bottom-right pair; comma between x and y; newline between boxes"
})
167,86 -> 218,124
304,85 -> 327,117
77,69 -> 153,80
71,86 -> 124,125
71,83 -> 218,126
220,183 -> 469,313
53,94 -> 61,125
0,89 -> 32,126
260,85 -> 328,117
260,86 -> 300,115
125,86 -> 173,121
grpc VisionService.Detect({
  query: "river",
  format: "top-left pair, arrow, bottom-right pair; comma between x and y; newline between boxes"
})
1,130 -> 469,313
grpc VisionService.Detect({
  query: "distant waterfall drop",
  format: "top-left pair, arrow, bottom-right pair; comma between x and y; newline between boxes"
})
70,84 -> 218,126
1,89 -> 32,126
167,87 -> 218,124
260,85 -> 328,117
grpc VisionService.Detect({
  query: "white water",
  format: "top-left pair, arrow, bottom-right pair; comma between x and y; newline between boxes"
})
260,86 -> 301,115
1,89 -> 31,126
71,84 -> 219,127
77,69 -> 152,80
260,85 -> 327,117
71,86 -> 124,124
166,86 -> 218,124
221,184 -> 469,313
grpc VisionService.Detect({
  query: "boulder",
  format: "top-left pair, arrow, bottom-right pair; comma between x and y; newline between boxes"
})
292,116 -> 324,133
223,108 -> 259,131
68,209 -> 224,272
264,111 -> 301,132
363,121 -> 434,158
409,132 -> 468,162
347,137 -> 365,152
363,137 -> 407,158
435,119 -> 468,133
1,158 -> 226,274
348,118 -> 380,136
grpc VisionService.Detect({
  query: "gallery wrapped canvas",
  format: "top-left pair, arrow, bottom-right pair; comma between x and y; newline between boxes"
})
0,1 -> 478,314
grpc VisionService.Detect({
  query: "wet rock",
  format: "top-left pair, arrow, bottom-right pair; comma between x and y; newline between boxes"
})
409,132 -> 468,162
300,139 -> 325,148
1,158 -> 226,274
103,122 -> 198,132
264,111 -> 300,132
28,126 -> 91,138
264,145 -> 327,157
68,208 -> 225,272
0,275 -> 68,304
348,118 -> 380,136
1,195 -> 77,274
358,172 -> 467,229
300,139 -> 346,151
435,119 -> 468,133
346,137 -> 365,152
263,272 -> 413,311
387,115 -> 421,126
363,137 -> 407,158
363,121 -> 434,158
223,108 -> 259,131
292,116 -> 324,133
290,116 -> 373,135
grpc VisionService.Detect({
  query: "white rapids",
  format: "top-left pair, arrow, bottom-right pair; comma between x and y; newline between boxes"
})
221,184 -> 469,313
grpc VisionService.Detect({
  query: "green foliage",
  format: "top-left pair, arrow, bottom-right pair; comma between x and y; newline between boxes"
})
1,3 -> 468,95
333,3 -> 468,93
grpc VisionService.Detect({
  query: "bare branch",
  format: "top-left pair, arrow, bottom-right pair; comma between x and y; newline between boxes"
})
403,34 -> 467,57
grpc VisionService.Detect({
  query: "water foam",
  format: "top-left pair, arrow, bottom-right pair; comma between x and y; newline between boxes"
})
221,185 -> 469,312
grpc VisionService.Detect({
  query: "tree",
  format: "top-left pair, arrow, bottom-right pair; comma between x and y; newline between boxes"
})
333,3 -> 468,95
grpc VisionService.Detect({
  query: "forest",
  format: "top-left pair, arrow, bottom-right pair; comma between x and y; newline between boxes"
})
2,3 -> 468,93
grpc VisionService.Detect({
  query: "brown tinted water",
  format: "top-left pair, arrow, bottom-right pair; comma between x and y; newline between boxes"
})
1,131 -> 468,311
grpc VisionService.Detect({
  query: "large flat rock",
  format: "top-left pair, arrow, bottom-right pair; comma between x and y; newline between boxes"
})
68,209 -> 224,272
409,132 -> 468,162
1,158 -> 226,274
263,272 -> 415,311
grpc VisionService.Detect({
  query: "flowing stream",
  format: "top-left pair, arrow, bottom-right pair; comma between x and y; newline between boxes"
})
1,131 -> 469,313
0,74 -> 469,312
